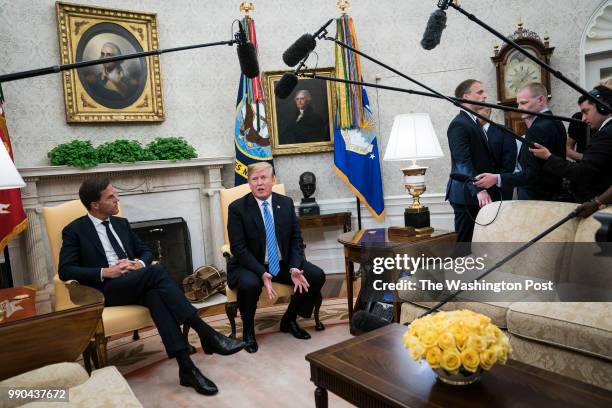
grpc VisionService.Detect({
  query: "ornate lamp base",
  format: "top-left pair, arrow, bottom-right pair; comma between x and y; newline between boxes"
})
402,164 -> 434,235
405,206 -> 431,231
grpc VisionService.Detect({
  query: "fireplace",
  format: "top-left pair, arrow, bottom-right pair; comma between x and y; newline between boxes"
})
130,217 -> 193,289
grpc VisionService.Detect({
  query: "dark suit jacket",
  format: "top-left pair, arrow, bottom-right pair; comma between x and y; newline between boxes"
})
500,111 -> 566,200
446,111 -> 497,206
227,192 -> 303,279
544,119 -> 612,202
486,125 -> 517,200
58,215 -> 152,290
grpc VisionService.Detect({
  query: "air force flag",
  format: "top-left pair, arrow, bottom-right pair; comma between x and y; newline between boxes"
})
334,88 -> 385,221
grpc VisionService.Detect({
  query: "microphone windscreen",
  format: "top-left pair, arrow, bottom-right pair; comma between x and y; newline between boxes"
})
351,310 -> 390,333
275,73 -> 298,99
237,42 -> 260,79
282,34 -> 316,67
420,9 -> 447,50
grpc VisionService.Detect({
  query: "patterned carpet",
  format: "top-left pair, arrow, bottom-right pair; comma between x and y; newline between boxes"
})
102,298 -> 350,377
99,298 -> 353,407
125,324 -> 354,407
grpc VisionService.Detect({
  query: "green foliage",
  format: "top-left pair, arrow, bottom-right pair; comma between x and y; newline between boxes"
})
146,137 -> 197,161
48,137 -> 198,167
47,140 -> 98,168
96,139 -> 154,163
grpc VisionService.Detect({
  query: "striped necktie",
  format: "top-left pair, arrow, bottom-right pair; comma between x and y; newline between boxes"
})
261,201 -> 280,277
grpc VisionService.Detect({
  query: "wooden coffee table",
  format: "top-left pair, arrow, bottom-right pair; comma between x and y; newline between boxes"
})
306,324 -> 612,407
0,282 -> 103,380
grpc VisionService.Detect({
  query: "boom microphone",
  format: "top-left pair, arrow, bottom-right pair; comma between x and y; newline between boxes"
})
275,72 -> 299,99
420,8 -> 447,50
282,18 -> 334,67
275,58 -> 308,99
236,21 -> 260,78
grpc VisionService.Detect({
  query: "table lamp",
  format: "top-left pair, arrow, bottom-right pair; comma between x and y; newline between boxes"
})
0,141 -> 25,189
383,113 -> 443,234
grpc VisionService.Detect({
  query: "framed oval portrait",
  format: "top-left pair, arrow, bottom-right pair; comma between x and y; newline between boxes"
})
76,22 -> 148,110
56,2 -> 164,122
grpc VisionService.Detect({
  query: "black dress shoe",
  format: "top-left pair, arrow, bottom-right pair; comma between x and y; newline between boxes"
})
280,319 -> 311,339
243,331 -> 258,353
202,331 -> 245,356
179,367 -> 218,395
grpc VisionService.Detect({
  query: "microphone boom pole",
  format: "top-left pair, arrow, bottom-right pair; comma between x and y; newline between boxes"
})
322,35 -> 536,147
0,39 -> 237,84
443,1 -> 612,114
300,72 -> 582,125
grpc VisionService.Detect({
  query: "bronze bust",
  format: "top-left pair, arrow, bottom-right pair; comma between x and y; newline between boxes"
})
298,171 -> 320,216
299,171 -> 317,199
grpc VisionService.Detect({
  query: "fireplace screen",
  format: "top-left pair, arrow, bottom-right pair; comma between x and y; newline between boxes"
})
130,217 -> 193,290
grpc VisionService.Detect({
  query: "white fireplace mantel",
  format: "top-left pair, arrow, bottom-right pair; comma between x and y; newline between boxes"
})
18,157 -> 233,178
11,157 -> 233,286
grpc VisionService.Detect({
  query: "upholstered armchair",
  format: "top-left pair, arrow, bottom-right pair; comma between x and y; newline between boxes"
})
219,183 -> 324,338
42,200 -> 154,370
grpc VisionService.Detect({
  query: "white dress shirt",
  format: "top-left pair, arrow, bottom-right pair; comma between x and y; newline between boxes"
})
599,117 -> 612,131
254,195 -> 282,263
88,213 -> 145,281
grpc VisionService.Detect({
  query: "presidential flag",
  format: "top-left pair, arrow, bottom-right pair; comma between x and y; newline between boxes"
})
0,84 -> 28,252
233,16 -> 272,185
333,15 -> 385,221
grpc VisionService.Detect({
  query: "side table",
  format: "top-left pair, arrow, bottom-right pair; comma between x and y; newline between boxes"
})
338,228 -> 457,333
299,212 -> 352,233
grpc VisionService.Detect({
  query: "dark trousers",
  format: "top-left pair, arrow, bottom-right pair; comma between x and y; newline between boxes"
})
228,261 -> 325,331
450,202 -> 480,243
102,264 -> 196,357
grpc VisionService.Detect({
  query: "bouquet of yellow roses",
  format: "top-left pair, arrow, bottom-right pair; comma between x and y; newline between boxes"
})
403,310 -> 510,376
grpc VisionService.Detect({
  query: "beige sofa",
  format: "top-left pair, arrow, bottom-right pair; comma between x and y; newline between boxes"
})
0,363 -> 142,408
399,201 -> 612,390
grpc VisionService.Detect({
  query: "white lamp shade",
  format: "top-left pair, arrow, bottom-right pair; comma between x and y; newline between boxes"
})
383,113 -> 444,161
0,141 -> 25,189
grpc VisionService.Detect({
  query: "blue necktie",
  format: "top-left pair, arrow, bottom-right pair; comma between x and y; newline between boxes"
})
262,201 -> 280,277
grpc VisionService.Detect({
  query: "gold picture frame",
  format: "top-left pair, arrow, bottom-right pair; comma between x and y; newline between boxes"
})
263,68 -> 335,156
56,2 -> 164,123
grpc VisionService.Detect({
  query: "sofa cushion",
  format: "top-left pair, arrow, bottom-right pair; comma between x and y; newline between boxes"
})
473,201 -> 580,243
472,201 -> 579,282
22,366 -> 142,408
507,302 -> 612,361
397,270 -> 547,328
509,335 -> 612,391
0,363 -> 88,408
